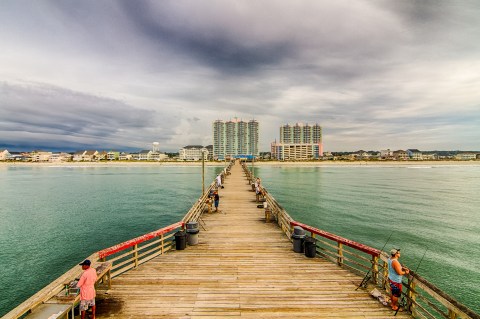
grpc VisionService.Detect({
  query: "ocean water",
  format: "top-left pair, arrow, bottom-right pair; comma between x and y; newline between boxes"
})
0,164 -> 479,316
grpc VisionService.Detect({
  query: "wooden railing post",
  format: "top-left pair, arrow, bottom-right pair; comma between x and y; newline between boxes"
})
160,234 -> 164,255
133,244 -> 138,268
382,260 -> 388,290
448,309 -> 458,319
100,257 -> 107,285
372,255 -> 379,285
107,268 -> 112,289
407,277 -> 417,316
337,243 -> 344,266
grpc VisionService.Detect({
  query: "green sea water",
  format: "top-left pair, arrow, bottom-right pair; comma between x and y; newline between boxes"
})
0,164 -> 479,316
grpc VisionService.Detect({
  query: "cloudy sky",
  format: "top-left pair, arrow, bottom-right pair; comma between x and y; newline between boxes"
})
1,1 -> 479,152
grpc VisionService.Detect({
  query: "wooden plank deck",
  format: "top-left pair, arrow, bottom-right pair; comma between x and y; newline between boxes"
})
95,163 -> 412,318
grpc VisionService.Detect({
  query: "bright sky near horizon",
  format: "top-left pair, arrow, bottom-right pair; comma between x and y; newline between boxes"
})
1,1 -> 479,152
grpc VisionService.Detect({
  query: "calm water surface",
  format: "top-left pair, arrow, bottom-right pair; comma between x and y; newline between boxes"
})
1,164 -> 479,315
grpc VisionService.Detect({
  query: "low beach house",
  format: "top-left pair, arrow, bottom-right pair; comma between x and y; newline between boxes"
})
49,152 -> 72,162
83,150 -> 99,161
73,150 -> 98,161
393,150 -> 408,160
107,151 -> 120,160
73,150 -> 86,161
0,149 -> 12,161
31,151 -> 52,162
456,153 -> 477,160
139,150 -> 152,160
119,152 -> 131,160
407,149 -> 423,160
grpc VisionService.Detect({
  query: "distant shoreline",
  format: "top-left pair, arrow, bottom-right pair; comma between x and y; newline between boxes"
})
1,160 -> 479,167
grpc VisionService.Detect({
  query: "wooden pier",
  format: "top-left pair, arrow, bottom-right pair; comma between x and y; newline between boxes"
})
5,161 -> 479,319
93,163 -> 410,318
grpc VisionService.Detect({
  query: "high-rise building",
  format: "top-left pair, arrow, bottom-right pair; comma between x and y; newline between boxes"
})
272,123 -> 323,160
212,118 -> 259,160
280,123 -> 322,144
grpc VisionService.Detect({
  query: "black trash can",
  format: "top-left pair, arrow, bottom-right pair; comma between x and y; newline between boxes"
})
174,231 -> 186,250
292,226 -> 306,253
304,236 -> 317,258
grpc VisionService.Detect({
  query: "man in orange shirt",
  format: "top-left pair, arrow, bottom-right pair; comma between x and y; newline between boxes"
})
77,259 -> 97,319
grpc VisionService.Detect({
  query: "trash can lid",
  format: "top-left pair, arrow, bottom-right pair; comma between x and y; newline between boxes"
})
186,221 -> 199,229
293,226 -> 306,236
186,229 -> 200,234
292,233 -> 306,239
174,231 -> 186,237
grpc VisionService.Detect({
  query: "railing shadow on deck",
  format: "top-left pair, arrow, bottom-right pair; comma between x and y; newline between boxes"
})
241,162 -> 479,319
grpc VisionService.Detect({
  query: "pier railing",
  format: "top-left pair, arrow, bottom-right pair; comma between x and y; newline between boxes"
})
242,162 -> 479,319
97,222 -> 184,278
291,221 -> 381,279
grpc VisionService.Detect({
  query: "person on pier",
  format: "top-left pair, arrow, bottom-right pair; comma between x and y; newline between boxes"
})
216,174 -> 223,189
77,259 -> 97,319
213,190 -> 220,212
255,178 -> 263,202
388,248 -> 409,312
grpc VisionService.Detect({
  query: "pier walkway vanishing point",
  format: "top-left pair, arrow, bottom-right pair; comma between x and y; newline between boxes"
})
94,162 -> 411,318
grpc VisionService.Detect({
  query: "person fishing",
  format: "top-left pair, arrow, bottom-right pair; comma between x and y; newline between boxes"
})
388,248 -> 409,312
77,259 -> 97,319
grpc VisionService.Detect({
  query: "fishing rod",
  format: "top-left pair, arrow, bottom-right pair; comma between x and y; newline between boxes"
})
395,247 -> 428,316
356,231 -> 393,290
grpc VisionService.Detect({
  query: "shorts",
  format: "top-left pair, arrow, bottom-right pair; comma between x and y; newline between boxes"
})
389,279 -> 402,297
214,200 -> 219,207
80,299 -> 95,311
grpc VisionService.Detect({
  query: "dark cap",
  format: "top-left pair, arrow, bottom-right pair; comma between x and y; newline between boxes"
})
79,259 -> 91,266
390,248 -> 401,256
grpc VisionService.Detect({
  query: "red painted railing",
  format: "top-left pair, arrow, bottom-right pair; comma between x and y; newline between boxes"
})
98,221 -> 184,259
290,221 -> 380,257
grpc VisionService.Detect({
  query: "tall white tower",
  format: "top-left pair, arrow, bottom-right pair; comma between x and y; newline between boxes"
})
152,142 -> 160,153
212,119 -> 259,160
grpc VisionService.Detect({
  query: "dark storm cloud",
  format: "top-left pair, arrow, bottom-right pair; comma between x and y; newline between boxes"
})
119,1 -> 293,72
0,82 -> 157,149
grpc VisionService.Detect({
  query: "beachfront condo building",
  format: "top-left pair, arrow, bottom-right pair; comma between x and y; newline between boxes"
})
213,118 -> 259,160
271,123 -> 323,160
179,145 -> 209,161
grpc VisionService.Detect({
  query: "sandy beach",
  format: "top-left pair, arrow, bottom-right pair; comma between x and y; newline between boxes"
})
1,160 -> 479,167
